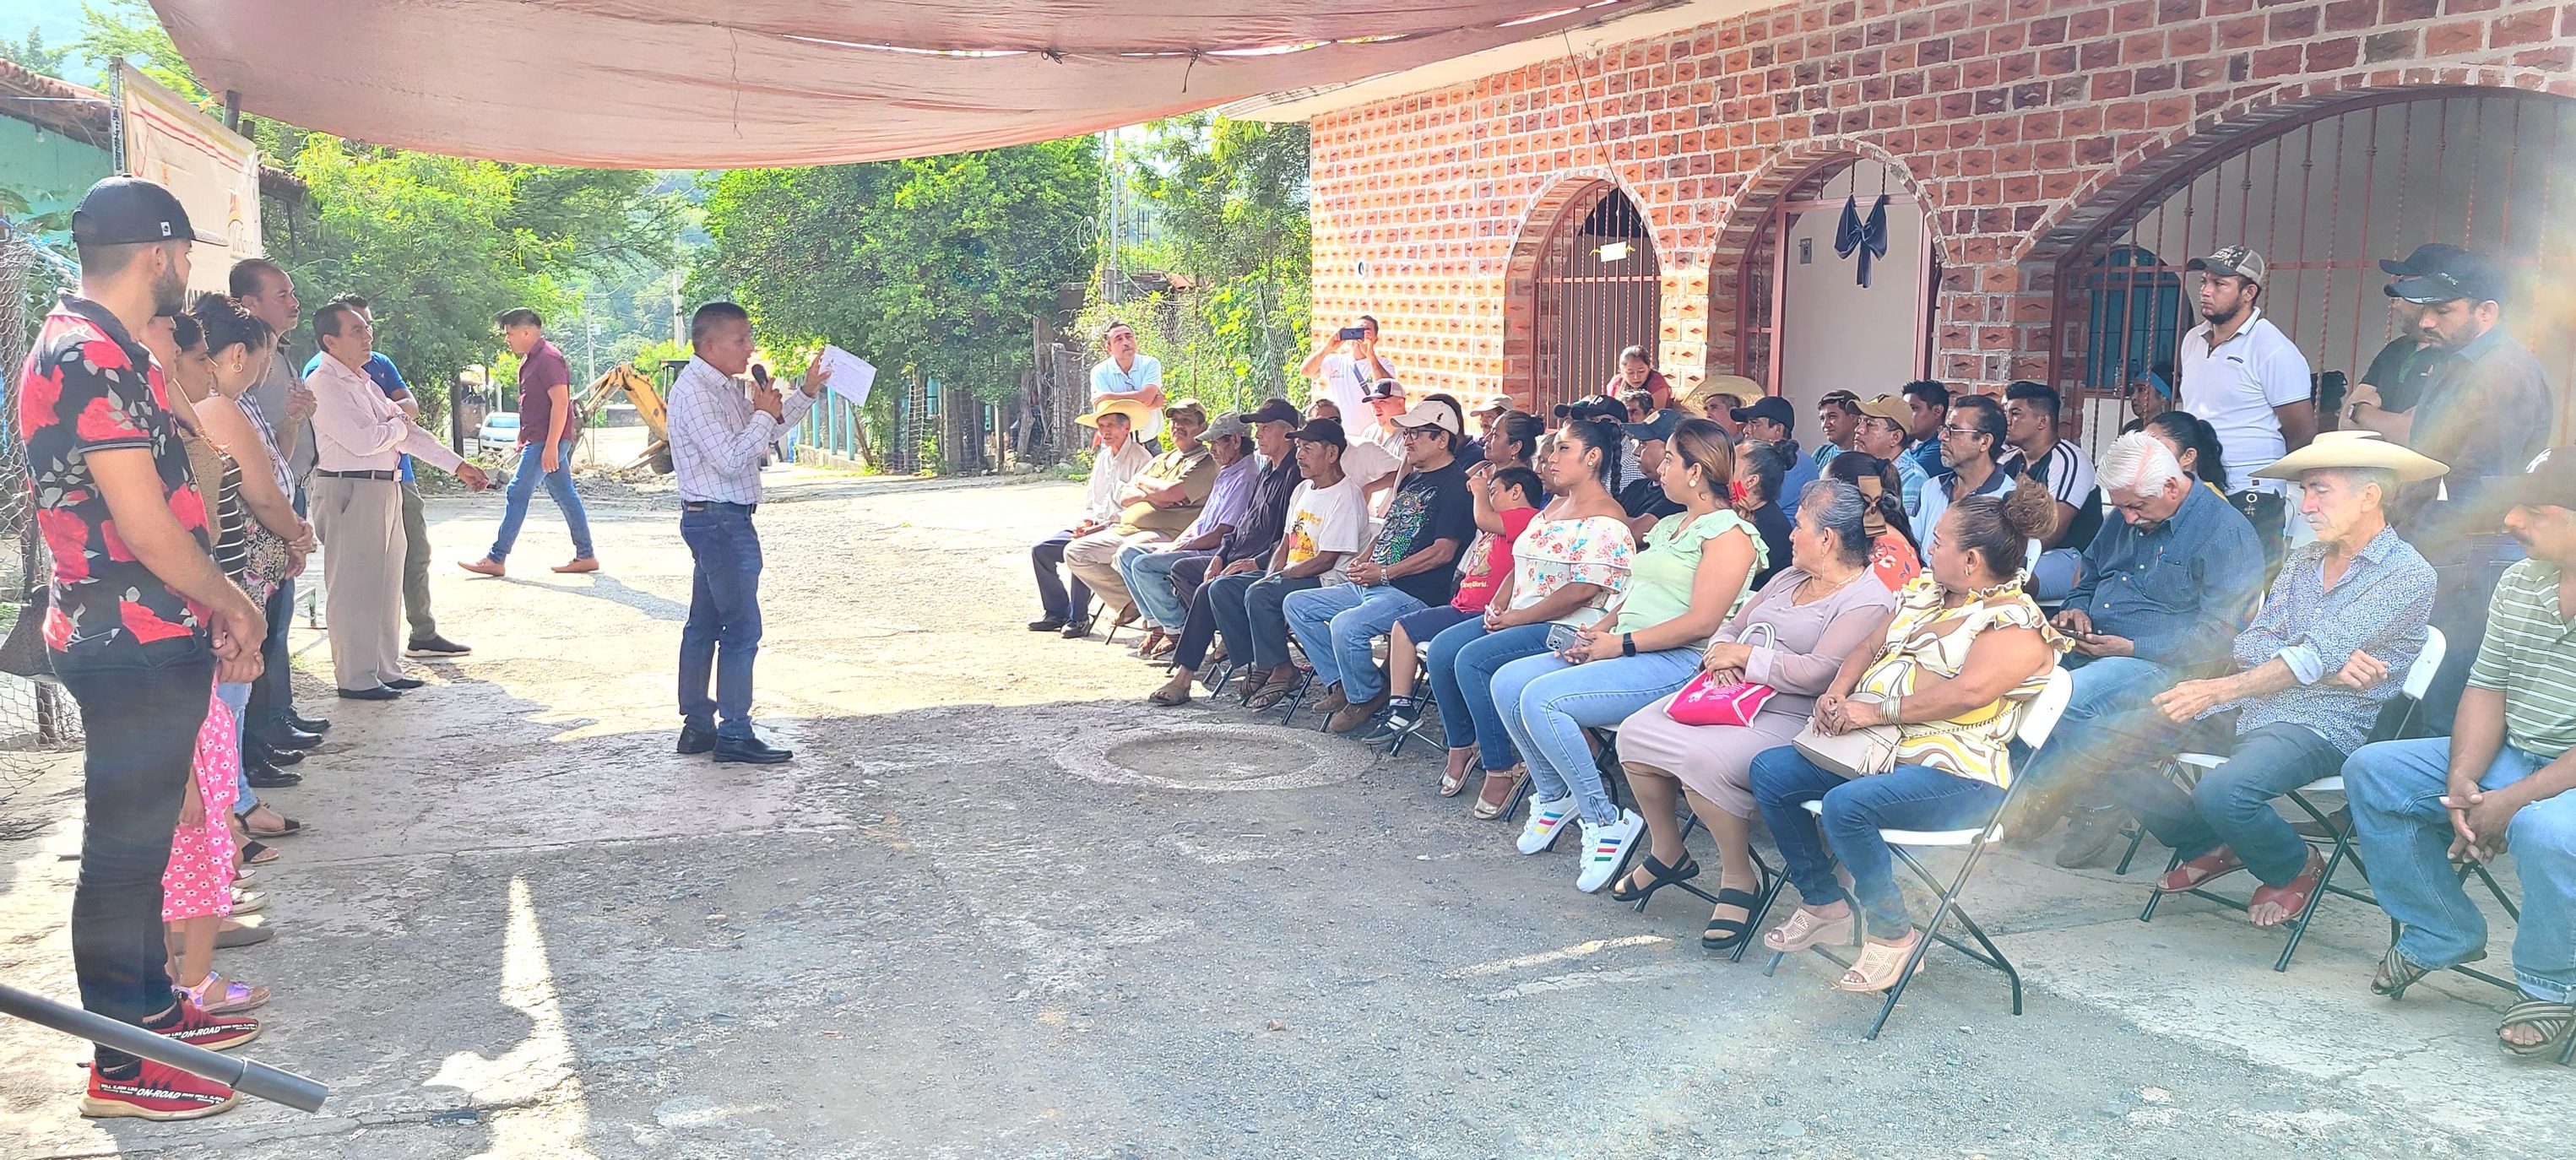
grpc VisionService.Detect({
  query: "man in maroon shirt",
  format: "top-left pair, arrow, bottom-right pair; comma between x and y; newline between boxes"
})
460,307 -> 598,575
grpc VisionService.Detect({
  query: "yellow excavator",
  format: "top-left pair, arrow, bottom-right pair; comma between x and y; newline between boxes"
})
572,360 -> 681,474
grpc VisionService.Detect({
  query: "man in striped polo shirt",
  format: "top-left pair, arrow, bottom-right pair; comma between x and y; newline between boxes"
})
2346,447 -> 2576,1057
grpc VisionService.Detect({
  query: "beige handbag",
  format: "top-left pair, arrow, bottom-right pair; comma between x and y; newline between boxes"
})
1791,692 -> 1902,778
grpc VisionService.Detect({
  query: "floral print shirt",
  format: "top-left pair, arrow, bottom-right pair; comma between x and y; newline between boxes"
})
1508,512 -> 1635,626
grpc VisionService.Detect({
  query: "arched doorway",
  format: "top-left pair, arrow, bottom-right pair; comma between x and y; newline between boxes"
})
1733,155 -> 1939,419
1527,183 -> 1661,415
2046,89 -> 2576,452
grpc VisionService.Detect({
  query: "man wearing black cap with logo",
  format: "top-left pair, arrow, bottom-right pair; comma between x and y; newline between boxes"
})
2342,244 -> 2471,444
2178,245 -> 2316,566
1731,395 -> 1820,517
1232,417 -> 1369,709
2371,245 -> 2556,731
18,176 -> 269,1119
1617,409 -> 1687,537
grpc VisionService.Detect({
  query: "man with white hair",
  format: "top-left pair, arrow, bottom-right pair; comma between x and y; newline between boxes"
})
2024,431 -> 2267,867
2094,433 -> 2441,924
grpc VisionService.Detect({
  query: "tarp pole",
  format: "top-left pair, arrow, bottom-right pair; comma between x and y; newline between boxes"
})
0,983 -> 329,1112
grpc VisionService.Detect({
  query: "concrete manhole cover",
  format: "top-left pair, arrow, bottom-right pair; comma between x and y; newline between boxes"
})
1058,724 -> 1352,792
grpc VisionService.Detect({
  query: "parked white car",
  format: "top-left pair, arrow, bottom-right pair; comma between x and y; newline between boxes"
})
476,411 -> 519,447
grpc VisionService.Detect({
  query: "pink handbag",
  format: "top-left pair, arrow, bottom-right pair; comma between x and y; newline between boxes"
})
1662,624 -> 1777,728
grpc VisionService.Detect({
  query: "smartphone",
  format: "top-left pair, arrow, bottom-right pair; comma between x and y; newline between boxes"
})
1337,326 -> 1369,341
1545,623 -> 1580,653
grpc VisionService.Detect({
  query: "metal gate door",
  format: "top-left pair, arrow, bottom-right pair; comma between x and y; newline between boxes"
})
1533,187 -> 1660,415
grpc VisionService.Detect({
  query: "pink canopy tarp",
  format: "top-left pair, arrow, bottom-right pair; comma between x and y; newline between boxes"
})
153,0 -> 1660,167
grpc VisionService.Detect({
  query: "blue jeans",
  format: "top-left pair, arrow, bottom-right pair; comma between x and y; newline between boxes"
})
1283,583 -> 1428,702
1750,746 -> 2006,937
1209,572 -> 1319,672
488,438 -> 594,562
678,502 -> 762,740
218,680 -> 254,813
1426,620 -> 1553,767
2346,737 -> 2576,1001
2107,718 -> 2346,886
52,637 -> 214,1069
1031,529 -> 1090,621
1494,648 -> 1700,825
1117,545 -> 1208,631
2014,653 -> 2175,799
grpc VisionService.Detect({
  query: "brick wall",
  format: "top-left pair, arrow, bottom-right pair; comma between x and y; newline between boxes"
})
1307,0 -> 2576,403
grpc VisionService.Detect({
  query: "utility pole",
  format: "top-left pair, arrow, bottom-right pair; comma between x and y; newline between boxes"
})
670,270 -> 685,345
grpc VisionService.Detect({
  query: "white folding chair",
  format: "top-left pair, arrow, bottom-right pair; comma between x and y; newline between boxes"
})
1758,665 -> 2075,1040
2138,626 -> 2443,973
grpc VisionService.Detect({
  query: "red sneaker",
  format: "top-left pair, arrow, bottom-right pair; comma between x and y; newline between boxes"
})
153,999 -> 262,1053
80,1060 -> 238,1119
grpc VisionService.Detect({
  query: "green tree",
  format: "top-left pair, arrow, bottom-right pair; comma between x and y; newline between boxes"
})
696,141 -> 1101,458
0,27 -> 73,79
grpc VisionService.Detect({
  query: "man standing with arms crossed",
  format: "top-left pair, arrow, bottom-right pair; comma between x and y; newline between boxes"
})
461,307 -> 598,577
666,302 -> 829,764
227,258 -> 327,758
21,177 -> 268,1119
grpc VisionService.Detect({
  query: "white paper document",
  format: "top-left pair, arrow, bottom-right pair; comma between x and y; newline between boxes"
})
820,345 -> 876,408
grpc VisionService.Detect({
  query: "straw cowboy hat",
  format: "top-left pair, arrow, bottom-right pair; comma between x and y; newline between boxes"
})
2252,430 -> 2449,484
1076,398 -> 1151,428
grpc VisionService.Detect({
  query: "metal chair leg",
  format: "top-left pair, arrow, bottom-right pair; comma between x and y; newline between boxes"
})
2139,847 -> 2185,923
2113,822 -> 2149,875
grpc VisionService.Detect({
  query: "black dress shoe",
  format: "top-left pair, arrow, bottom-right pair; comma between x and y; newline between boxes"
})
245,760 -> 302,789
257,724 -> 323,751
676,725 -> 717,756
384,676 -> 426,690
336,686 -> 401,701
404,635 -> 472,657
257,745 -> 305,767
1060,618 -> 1093,639
1027,617 -> 1066,632
713,735 -> 793,764
288,713 -> 332,733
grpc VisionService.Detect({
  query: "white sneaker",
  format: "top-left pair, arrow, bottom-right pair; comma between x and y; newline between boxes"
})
1575,810 -> 1646,893
1516,795 -> 1578,854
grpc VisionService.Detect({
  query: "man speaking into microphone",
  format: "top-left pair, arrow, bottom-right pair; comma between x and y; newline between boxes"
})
664,301 -> 831,763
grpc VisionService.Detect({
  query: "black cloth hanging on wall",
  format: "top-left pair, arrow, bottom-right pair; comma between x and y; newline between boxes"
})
1833,192 -> 1890,288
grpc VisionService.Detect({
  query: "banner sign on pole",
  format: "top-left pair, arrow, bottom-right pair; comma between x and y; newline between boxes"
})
114,62 -> 262,293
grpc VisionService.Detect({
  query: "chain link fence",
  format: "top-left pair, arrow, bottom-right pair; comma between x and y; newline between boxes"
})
0,225 -> 85,835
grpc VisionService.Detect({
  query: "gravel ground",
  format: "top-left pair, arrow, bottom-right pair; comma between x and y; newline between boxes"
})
0,466 -> 2566,1158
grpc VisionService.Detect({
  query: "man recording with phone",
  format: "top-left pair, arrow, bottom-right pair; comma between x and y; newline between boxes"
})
1299,316 -> 1400,441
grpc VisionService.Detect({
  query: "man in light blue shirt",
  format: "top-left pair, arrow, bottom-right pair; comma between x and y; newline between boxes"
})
1090,319 -> 1165,447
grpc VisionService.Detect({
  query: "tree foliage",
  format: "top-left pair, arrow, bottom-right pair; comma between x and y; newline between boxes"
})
694,140 -> 1101,404
0,26 -> 73,79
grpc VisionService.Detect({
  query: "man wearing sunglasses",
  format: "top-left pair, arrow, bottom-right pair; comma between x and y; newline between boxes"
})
2368,247 -> 2556,732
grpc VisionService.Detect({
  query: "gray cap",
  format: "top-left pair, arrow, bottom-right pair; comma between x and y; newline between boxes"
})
2187,245 -> 2267,285
1204,413 -> 1250,442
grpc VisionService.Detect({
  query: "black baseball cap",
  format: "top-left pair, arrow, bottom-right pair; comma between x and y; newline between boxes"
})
69,176 -> 212,247
2378,242 -> 2470,279
1288,416 -> 1347,449
1245,398 -> 1301,426
2493,447 -> 2576,512
1551,396 -> 1625,423
2386,247 -> 2506,305
1622,409 -> 1682,443
1730,395 -> 1797,430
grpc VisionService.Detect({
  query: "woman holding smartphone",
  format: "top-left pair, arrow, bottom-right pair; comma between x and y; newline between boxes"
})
1422,418 -> 1635,817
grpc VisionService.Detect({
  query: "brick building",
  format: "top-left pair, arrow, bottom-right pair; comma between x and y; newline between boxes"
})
1232,0 -> 2576,445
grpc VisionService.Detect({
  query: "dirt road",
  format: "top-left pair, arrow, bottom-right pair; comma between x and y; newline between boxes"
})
0,466 -> 2559,1157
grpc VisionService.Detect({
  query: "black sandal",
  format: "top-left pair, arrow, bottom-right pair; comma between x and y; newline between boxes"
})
1608,854 -> 1700,903
1700,888 -> 1762,952
2498,1000 -> 2576,1057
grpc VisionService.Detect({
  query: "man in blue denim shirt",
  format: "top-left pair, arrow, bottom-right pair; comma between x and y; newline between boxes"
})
2097,435 -> 2441,923
2024,431 -> 2265,866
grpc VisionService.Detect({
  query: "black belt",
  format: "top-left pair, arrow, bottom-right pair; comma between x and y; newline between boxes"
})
317,469 -> 398,481
684,500 -> 757,513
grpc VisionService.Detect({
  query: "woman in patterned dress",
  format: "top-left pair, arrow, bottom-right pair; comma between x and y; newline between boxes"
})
1746,482 -> 2065,993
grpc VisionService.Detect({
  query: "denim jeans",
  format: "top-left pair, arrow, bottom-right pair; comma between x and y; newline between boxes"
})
1030,529 -> 1091,621
1283,583 -> 1429,702
1750,746 -> 2005,937
1116,545 -> 1208,631
2346,737 -> 2576,1002
1426,621 -> 1554,768
678,502 -> 763,740
54,637 -> 214,1069
218,680 -> 254,814
2107,718 -> 2346,886
1173,561 -> 1242,672
1238,572 -> 1319,671
1493,648 -> 1700,826
488,438 -> 595,562
245,577 -> 295,732
2014,653 -> 2175,799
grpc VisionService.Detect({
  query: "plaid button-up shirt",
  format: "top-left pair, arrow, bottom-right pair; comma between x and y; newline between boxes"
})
2215,525 -> 2438,753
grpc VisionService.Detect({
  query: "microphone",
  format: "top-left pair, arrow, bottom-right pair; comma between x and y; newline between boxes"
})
751,365 -> 771,388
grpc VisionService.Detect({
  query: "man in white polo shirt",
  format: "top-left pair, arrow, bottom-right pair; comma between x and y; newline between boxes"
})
2178,245 -> 2315,566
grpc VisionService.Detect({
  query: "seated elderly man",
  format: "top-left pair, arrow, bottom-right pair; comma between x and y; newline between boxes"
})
2028,431 -> 2269,867
2089,433 -> 2442,924
1283,399 -> 1478,730
1113,411 -> 1262,659
1233,418 -> 1370,709
1031,398 -> 1154,636
2346,448 -> 2576,1058
1147,400 -> 1307,707
1062,400 -> 1219,635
